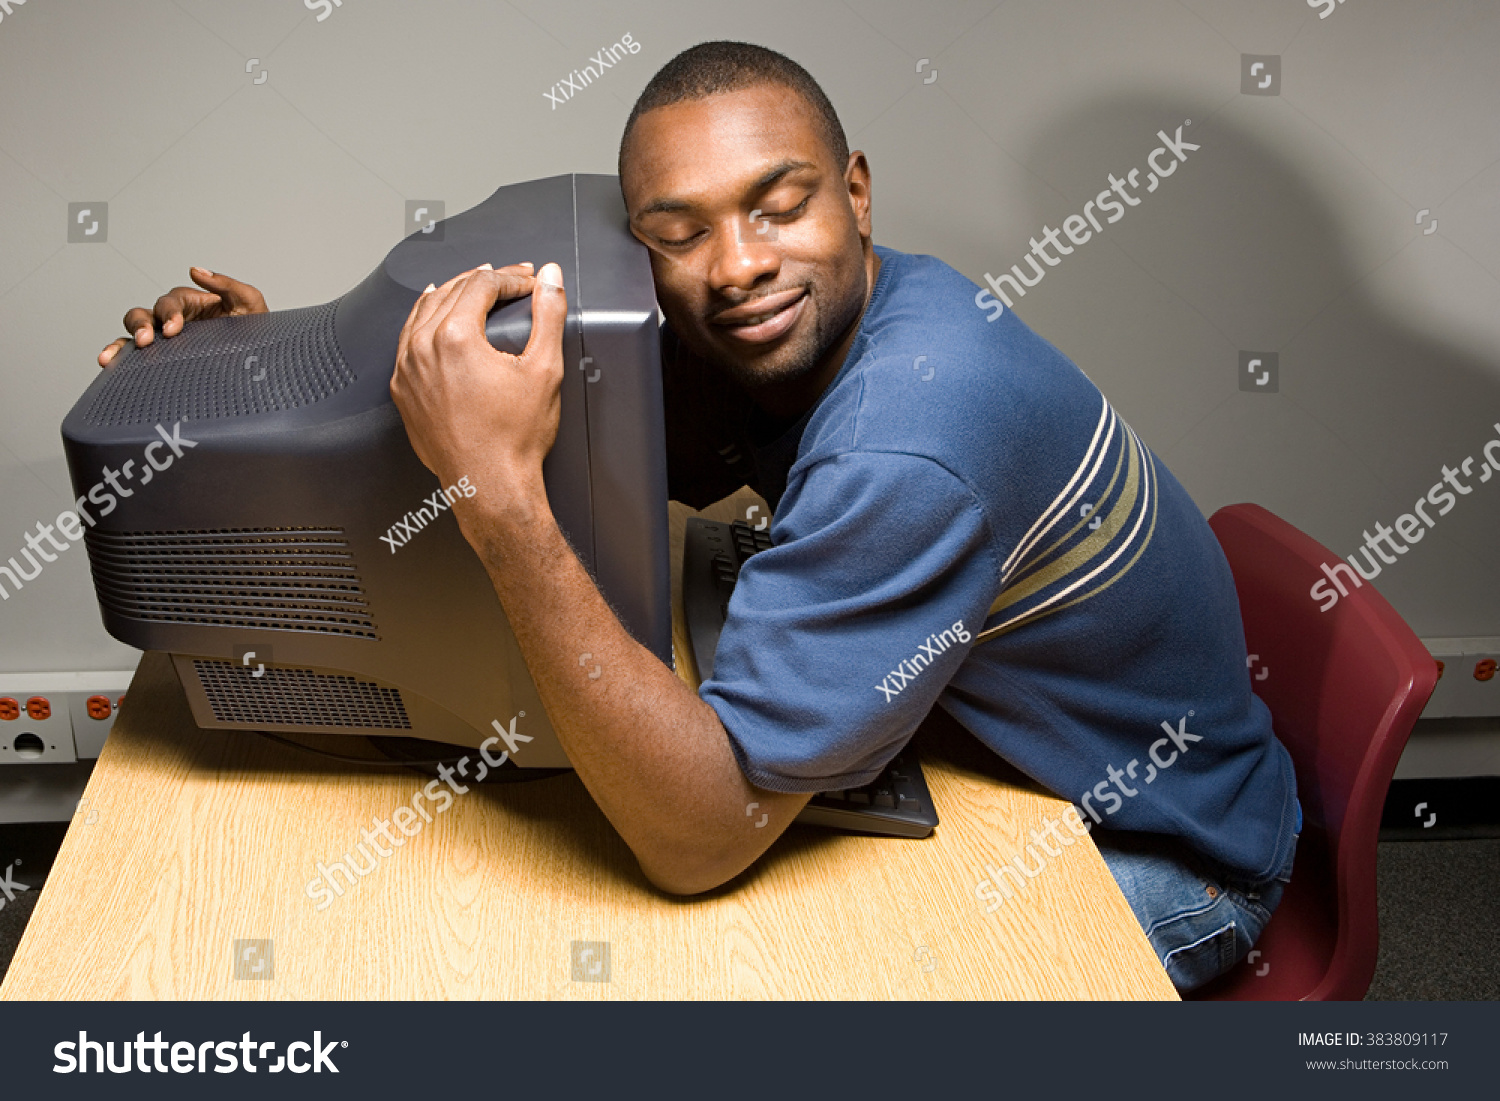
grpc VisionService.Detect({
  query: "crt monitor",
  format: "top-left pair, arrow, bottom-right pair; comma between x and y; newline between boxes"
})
60,173 -> 671,770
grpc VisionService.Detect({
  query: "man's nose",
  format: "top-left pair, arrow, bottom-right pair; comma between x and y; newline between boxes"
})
708,219 -> 780,292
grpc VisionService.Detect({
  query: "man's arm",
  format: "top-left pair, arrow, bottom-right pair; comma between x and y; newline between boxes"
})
389,263 -> 809,895
465,484 -> 810,893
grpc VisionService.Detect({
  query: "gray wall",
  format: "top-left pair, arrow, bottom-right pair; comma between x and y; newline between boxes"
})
2,0 -> 1497,677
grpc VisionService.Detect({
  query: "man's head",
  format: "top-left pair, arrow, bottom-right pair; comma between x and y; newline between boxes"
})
618,42 -> 875,395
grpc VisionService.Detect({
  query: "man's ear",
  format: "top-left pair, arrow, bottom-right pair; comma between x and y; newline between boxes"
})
845,150 -> 873,238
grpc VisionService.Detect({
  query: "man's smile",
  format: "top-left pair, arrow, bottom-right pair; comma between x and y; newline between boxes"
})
711,287 -> 808,344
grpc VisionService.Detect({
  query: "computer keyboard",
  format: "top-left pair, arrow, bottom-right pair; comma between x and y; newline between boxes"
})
683,517 -> 939,839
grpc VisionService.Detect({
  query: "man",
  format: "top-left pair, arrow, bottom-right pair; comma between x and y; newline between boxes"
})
98,41 -> 1298,993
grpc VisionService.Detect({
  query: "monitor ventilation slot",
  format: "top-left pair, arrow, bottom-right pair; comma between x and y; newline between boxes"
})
82,299 -> 354,425
193,660 -> 410,729
86,528 -> 378,639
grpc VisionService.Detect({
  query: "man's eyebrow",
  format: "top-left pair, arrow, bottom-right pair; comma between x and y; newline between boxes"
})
633,160 -> 820,219
746,159 -> 818,193
635,196 -> 694,218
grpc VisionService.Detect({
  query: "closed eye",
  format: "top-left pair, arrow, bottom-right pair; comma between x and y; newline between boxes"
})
755,197 -> 810,222
656,196 -> 810,249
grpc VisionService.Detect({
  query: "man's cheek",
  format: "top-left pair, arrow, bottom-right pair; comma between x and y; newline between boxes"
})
656,286 -> 702,333
655,256 -> 695,295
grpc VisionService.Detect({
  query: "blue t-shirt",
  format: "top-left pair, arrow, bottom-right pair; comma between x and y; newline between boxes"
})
693,245 -> 1298,884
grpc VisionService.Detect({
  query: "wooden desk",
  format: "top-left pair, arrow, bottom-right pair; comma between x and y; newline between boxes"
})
0,491 -> 1175,1000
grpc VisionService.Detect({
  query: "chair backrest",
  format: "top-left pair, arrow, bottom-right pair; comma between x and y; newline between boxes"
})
1205,503 -> 1437,999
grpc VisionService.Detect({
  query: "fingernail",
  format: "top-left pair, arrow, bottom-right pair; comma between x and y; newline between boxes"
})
424,283 -> 436,294
520,261 -> 535,269
478,263 -> 493,271
538,262 -> 563,288
192,266 -> 213,276
135,328 -> 149,341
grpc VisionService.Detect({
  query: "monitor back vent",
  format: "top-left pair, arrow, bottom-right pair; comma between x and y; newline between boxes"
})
83,300 -> 354,425
193,660 -> 410,729
87,528 -> 378,639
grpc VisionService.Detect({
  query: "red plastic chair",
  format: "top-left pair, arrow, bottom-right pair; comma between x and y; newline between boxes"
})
1190,504 -> 1438,1001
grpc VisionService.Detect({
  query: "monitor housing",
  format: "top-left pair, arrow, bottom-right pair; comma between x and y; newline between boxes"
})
61,174 -> 670,769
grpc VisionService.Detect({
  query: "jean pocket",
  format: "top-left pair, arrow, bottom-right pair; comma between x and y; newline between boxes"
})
1228,884 -> 1275,930
1159,918 -> 1240,993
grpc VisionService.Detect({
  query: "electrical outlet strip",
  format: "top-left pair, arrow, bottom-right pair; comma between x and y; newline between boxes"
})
1421,638 -> 1500,719
0,670 -> 138,765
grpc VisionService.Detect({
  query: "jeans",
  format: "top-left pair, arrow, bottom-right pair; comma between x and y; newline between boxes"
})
1094,802 -> 1301,994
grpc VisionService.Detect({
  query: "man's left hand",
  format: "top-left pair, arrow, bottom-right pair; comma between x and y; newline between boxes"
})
390,260 -> 568,497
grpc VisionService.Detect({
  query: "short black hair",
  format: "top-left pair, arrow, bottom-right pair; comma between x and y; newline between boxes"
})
618,41 -> 850,178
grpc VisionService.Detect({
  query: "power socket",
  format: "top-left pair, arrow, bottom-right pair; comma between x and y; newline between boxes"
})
0,701 -> 73,764
1422,638 -> 1500,718
0,670 -> 137,765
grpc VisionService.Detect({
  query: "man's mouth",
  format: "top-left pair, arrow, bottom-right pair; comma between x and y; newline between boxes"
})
711,288 -> 808,345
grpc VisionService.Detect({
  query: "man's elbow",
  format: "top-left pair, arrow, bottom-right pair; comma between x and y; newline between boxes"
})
645,869 -> 723,897
638,846 -> 753,897
634,793 -> 809,895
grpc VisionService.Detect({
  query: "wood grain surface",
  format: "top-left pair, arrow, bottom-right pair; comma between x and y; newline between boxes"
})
0,488 -> 1174,1000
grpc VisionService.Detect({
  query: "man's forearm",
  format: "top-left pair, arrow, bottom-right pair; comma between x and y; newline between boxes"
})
455,476 -> 808,893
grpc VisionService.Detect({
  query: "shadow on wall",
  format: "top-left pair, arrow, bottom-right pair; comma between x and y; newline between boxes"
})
977,93 -> 1500,636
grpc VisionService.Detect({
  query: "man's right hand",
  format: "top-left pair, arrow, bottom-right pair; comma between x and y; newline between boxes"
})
98,267 -> 268,367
